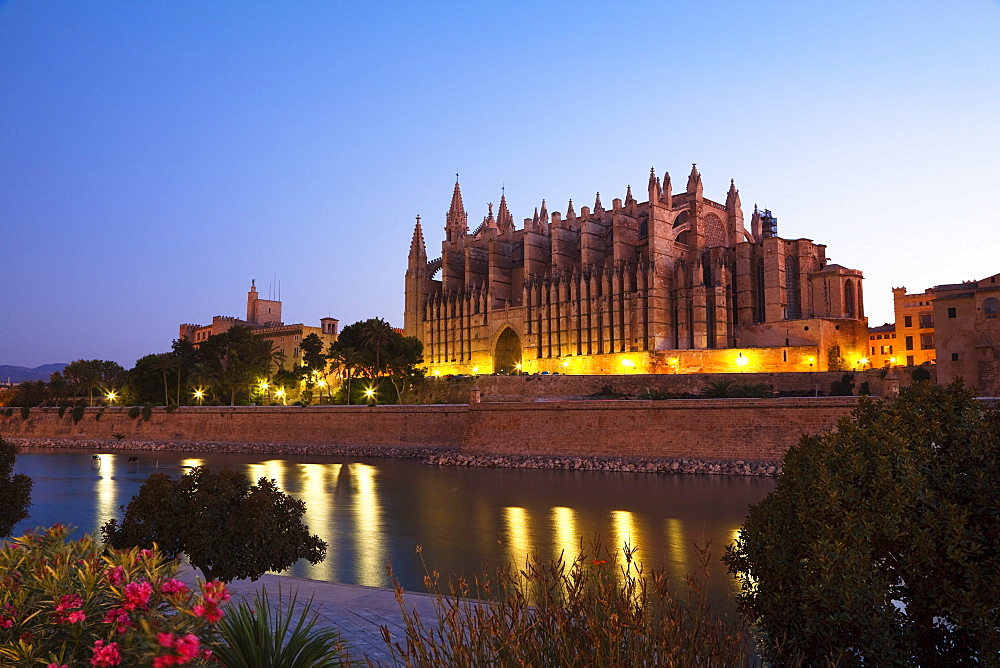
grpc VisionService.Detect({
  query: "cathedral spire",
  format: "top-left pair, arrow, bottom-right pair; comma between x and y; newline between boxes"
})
445,178 -> 468,242
409,215 -> 427,263
566,198 -> 576,220
661,171 -> 672,206
539,199 -> 549,225
751,204 -> 762,239
686,163 -> 702,195
648,167 -> 661,202
497,190 -> 514,234
625,185 -> 635,205
594,192 -> 604,213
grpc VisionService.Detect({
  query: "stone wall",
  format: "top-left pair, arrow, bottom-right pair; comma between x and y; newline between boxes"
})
419,369 -> 916,403
1,398 -> 861,462
462,398 -> 859,460
0,405 -> 468,449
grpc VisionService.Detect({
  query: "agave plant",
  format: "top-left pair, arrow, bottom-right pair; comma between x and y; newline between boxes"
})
213,586 -> 350,668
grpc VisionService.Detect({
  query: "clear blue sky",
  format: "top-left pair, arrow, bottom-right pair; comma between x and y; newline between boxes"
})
2,0 -> 998,368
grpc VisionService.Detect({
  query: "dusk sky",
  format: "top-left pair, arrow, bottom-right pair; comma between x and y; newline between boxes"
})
2,0 -> 998,368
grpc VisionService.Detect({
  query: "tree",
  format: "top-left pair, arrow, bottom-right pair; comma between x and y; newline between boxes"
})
102,466 -> 327,583
149,353 -> 178,406
359,318 -> 395,377
327,343 -> 362,405
63,359 -> 126,406
383,334 -> 424,403
0,437 -> 32,537
724,381 -> 1000,666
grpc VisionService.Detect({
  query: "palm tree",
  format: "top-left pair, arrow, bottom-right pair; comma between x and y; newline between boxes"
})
360,318 -> 394,379
329,345 -> 361,405
187,361 -> 219,404
149,353 -> 178,406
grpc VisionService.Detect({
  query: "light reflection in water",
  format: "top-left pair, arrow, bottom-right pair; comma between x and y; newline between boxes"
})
611,510 -> 638,556
180,458 -> 204,469
95,453 -> 116,527
503,506 -> 531,568
665,518 -> 688,581
248,459 -> 287,490
298,463 -> 333,580
551,506 -> 578,564
350,463 -> 385,586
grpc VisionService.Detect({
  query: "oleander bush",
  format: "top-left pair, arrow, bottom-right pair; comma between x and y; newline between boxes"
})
384,539 -> 753,666
0,524 -> 228,667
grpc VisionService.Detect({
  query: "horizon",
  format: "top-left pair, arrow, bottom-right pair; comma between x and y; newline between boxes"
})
3,0 -> 999,368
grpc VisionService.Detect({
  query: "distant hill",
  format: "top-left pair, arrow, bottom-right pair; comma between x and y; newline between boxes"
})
0,363 -> 68,383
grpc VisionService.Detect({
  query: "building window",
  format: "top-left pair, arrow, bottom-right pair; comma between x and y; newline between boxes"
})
919,313 -> 933,328
906,355 -> 914,365
904,315 -> 912,328
905,336 -> 914,351
984,297 -> 999,319
948,307 -> 957,318
951,352 -> 959,361
920,334 -> 934,350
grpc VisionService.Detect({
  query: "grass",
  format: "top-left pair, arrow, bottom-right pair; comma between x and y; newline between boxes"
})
382,538 -> 755,667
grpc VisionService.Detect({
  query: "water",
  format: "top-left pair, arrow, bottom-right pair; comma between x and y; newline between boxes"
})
12,447 -> 773,608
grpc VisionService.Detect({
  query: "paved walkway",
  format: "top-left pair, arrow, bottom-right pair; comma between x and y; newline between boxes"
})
179,566 -> 439,665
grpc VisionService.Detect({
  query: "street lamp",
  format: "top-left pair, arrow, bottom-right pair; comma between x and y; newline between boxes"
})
105,390 -> 117,405
274,388 -> 286,405
364,387 -> 377,406
735,352 -> 749,370
193,388 -> 205,406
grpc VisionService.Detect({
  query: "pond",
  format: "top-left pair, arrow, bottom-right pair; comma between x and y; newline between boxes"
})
12,447 -> 773,609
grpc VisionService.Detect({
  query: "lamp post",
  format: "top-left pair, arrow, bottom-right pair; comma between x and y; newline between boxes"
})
193,388 -> 205,406
364,387 -> 377,406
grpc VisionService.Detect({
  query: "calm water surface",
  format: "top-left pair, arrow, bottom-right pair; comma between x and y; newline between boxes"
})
13,448 -> 773,607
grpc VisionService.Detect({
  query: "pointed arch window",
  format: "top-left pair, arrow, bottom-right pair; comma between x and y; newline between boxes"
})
845,280 -> 856,319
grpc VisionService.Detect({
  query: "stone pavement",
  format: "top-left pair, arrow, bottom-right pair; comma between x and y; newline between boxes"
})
179,566 -> 438,666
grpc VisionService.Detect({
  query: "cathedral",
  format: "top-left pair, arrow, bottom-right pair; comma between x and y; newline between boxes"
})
404,165 -> 868,375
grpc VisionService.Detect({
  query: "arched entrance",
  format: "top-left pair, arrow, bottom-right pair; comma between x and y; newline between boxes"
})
493,327 -> 522,374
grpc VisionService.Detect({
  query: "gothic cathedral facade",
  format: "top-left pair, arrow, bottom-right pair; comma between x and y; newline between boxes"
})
405,166 -> 867,375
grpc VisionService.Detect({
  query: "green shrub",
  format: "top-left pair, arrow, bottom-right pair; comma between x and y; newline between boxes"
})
4,408 -> 13,417
71,405 -> 86,424
725,381 -> 1000,665
165,404 -> 178,414
128,406 -> 141,419
19,406 -> 29,420
0,437 -> 32,537
386,540 -> 752,666
214,587 -> 350,667
911,366 -> 931,382
141,405 -> 153,421
0,524 -> 226,666
58,405 -> 67,418
829,373 -> 855,396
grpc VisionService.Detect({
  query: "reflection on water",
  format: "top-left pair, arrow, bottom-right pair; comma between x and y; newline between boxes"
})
502,506 -> 531,569
95,453 -> 116,527
13,448 -> 774,608
551,506 -> 577,564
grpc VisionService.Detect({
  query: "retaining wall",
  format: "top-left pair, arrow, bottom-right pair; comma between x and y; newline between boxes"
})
462,398 -> 859,460
1,398 -> 861,461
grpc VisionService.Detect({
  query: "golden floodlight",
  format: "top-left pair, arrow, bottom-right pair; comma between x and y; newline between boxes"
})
735,353 -> 749,367
364,387 -> 376,398
105,391 -> 117,403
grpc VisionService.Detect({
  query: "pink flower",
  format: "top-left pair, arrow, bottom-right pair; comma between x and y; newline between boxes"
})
191,604 -> 205,618
160,579 -> 189,595
158,632 -> 175,647
46,663 -> 68,668
174,634 -> 201,660
55,594 -> 83,612
105,566 -> 126,585
90,639 -> 122,666
138,548 -> 155,560
66,610 -> 86,624
102,607 -> 133,632
123,580 -> 153,610
202,580 -> 230,605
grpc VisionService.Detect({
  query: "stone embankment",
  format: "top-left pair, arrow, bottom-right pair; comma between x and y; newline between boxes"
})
11,437 -> 782,477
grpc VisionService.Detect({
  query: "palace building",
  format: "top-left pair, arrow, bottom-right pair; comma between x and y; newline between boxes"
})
405,166 -> 868,375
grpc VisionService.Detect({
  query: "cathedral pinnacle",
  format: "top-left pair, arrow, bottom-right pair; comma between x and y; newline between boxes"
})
594,192 -> 603,212
625,185 -> 635,205
686,163 -> 702,194
566,199 -> 576,220
446,178 -> 468,241
409,215 -> 427,261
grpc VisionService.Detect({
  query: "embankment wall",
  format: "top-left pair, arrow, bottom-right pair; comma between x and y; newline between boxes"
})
1,399 -> 861,461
